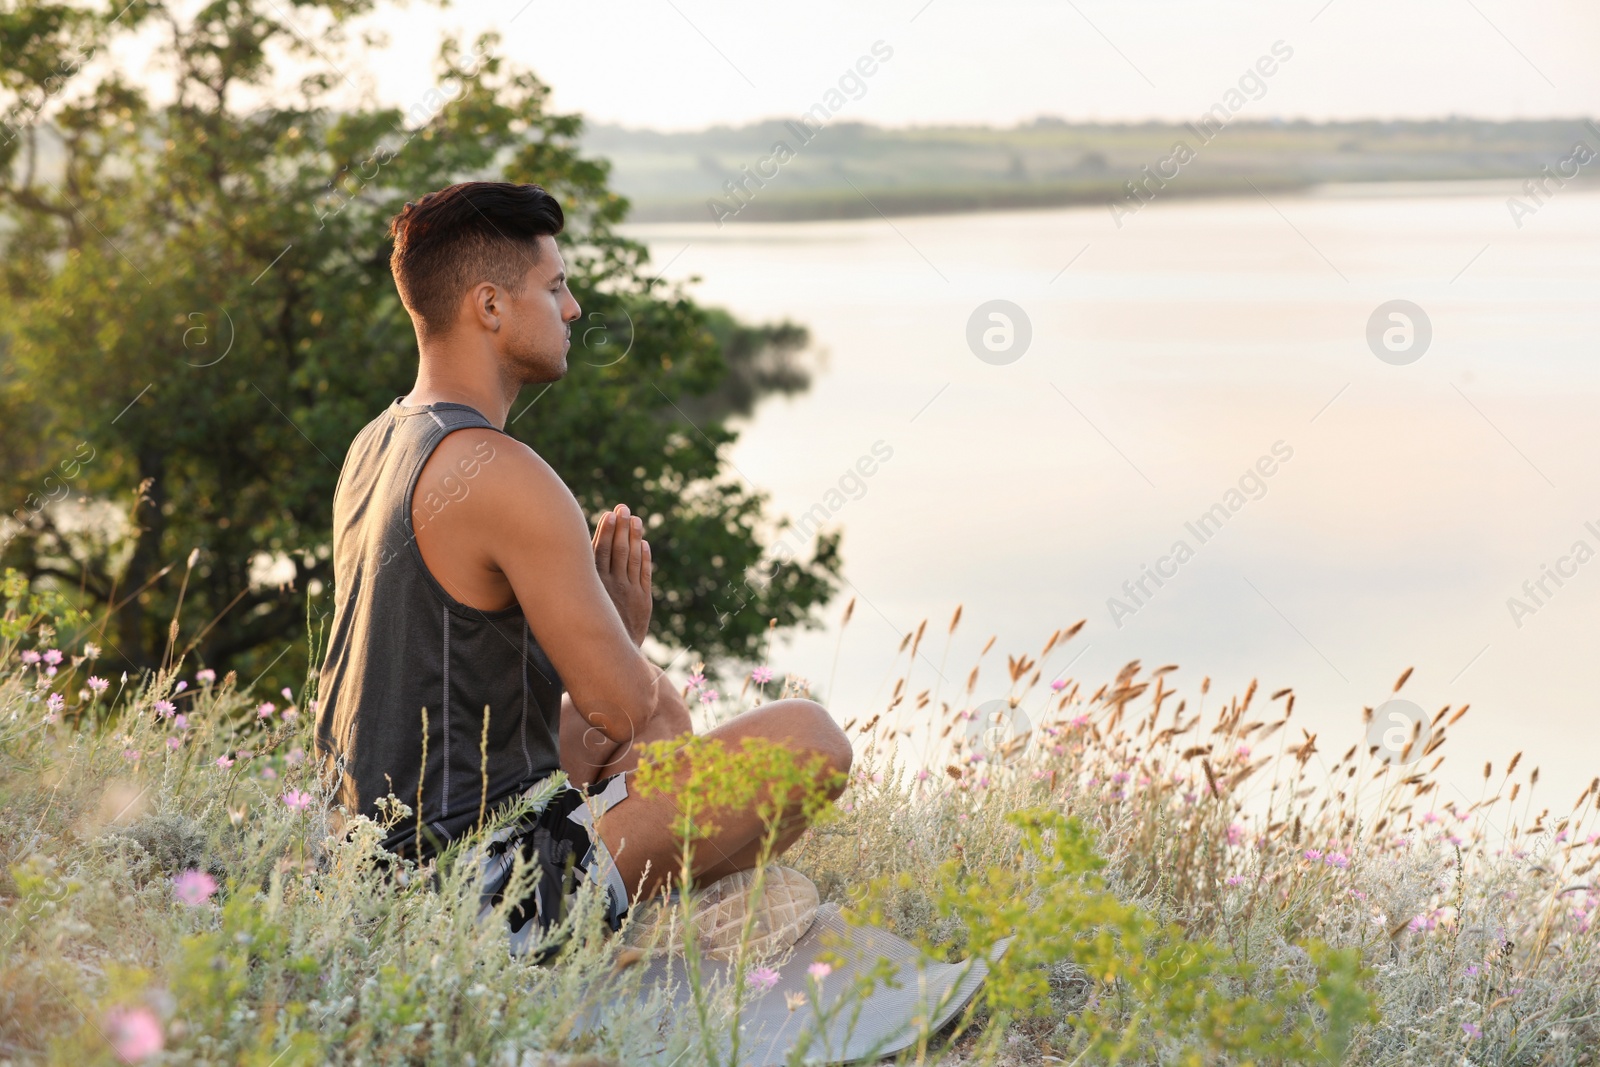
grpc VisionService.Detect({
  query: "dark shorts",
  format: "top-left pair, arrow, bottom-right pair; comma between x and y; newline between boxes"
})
470,772 -> 633,960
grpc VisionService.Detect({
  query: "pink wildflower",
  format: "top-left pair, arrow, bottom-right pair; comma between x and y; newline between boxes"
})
47,692 -> 64,715
1227,823 -> 1246,846
172,869 -> 218,906
699,688 -> 719,704
1069,714 -> 1089,728
173,714 -> 188,731
104,1005 -> 164,1063
20,650 -> 40,665
281,789 -> 312,811
751,666 -> 773,684
281,686 -> 294,701
173,680 -> 186,693
88,675 -> 109,693
166,737 -> 182,751
1225,875 -> 1244,886
1324,852 -> 1349,868
1049,678 -> 1067,691
215,755 -> 234,769
1462,1023 -> 1481,1039
261,766 -> 278,779
257,702 -> 275,719
687,672 -> 705,689
41,648 -> 62,665
123,748 -> 140,761
196,668 -> 216,685
748,966 -> 781,992
286,747 -> 305,766
1303,849 -> 1323,861
154,700 -> 176,718
807,961 -> 833,981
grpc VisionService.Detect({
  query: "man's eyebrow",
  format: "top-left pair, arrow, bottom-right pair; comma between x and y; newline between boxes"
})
549,271 -> 566,285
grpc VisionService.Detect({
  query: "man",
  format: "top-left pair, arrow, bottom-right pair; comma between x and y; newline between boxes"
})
314,180 -> 851,954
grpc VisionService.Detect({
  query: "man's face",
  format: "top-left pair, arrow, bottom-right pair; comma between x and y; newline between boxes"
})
498,234 -> 581,383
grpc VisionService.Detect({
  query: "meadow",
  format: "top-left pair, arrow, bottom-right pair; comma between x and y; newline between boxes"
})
4,570 -> 1599,1066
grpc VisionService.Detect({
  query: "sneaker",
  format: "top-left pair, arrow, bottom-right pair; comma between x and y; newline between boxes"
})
624,865 -> 819,962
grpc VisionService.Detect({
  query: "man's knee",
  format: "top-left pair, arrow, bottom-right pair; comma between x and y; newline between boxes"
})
791,699 -> 851,791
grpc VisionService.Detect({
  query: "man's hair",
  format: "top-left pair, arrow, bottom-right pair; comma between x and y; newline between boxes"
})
387,181 -> 565,335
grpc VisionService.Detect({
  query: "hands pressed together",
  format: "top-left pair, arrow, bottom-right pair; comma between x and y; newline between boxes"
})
593,503 -> 652,646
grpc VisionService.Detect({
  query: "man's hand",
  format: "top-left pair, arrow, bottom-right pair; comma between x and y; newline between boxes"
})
593,503 -> 652,646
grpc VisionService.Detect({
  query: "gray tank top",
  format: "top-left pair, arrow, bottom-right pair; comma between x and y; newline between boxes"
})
314,398 -> 564,860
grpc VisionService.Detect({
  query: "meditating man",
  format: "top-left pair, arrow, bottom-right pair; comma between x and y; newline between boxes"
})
313,180 -> 851,954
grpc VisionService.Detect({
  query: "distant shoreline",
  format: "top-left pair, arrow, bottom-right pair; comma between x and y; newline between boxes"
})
590,115 -> 1600,225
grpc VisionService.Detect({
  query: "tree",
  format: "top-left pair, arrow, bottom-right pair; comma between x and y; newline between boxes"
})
0,0 -> 841,693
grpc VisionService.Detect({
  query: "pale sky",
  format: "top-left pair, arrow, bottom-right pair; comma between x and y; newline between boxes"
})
327,0 -> 1600,129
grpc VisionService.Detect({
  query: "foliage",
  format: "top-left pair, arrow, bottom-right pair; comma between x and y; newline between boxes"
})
0,0 -> 839,695
13,567 -> 1600,1065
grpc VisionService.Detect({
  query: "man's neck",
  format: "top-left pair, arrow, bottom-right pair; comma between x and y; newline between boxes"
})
404,345 -> 518,430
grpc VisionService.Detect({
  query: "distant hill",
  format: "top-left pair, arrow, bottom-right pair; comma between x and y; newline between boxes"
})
581,116 -> 1600,223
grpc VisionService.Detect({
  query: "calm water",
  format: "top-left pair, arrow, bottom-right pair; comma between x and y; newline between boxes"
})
621,184 -> 1600,809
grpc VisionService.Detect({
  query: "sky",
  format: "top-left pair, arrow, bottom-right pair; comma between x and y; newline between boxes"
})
321,0 -> 1600,130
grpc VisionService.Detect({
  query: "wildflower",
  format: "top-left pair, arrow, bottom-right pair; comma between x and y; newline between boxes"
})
20,650 -> 40,665
261,766 -> 278,779
1324,851 -> 1349,868
104,1005 -> 164,1063
915,769 -> 931,781
687,672 -> 705,690
281,686 -> 294,701
166,737 -> 182,751
1303,849 -> 1323,861
1227,823 -> 1246,846
237,749 -> 252,759
1465,964 -> 1480,976
196,668 -> 216,685
784,991 -> 807,1011
1069,714 -> 1089,728
257,702 -> 275,719
1049,678 -> 1067,691
282,707 -> 298,722
83,642 -> 101,659
172,869 -> 218,906
173,714 -> 188,731
1448,834 -> 1463,847
748,966 -> 781,992
1422,811 -> 1441,825
1225,875 -> 1244,886
123,748 -> 140,761
751,666 -> 773,684
1111,771 -> 1129,784
216,755 -> 234,769
42,648 -> 62,665
281,790 -> 312,811
154,700 -> 176,718
807,961 -> 833,981
47,692 -> 64,715
286,747 -> 305,766
976,776 -> 990,788
1462,1023 -> 1481,1039
88,675 -> 109,693
45,665 -> 56,677
699,689 -> 719,705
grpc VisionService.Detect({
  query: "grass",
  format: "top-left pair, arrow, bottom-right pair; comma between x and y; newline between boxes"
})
4,571 -> 1600,1065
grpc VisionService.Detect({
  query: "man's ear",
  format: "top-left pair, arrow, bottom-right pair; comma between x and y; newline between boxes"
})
469,282 -> 502,333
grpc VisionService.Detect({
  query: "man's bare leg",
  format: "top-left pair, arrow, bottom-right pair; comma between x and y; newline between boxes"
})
592,696 -> 851,902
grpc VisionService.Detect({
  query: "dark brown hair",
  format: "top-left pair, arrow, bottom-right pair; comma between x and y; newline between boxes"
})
387,182 -> 565,335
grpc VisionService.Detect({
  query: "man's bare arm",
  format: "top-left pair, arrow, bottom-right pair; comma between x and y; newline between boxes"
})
412,428 -> 675,743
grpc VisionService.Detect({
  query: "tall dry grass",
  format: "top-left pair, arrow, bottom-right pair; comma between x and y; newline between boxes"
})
4,575 -> 1599,1064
